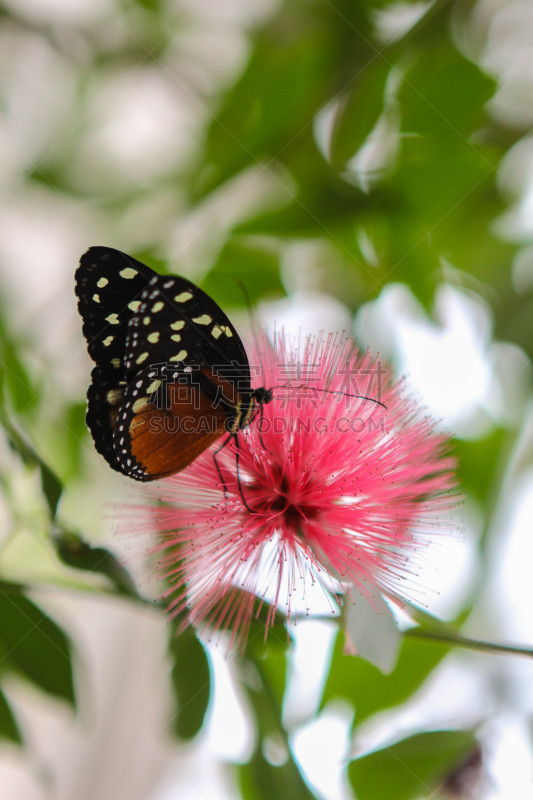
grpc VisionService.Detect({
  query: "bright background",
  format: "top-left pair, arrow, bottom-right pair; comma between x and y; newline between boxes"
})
1,0 -> 533,797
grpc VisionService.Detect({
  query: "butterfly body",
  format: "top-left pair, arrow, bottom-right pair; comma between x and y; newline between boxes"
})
75,246 -> 271,481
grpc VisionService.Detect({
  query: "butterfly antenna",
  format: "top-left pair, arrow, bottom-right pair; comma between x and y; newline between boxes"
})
277,384 -> 386,409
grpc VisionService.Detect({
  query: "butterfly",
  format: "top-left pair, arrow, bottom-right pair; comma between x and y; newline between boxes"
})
75,246 -> 272,482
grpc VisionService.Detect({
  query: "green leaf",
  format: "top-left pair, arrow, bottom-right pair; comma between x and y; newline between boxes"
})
329,59 -> 391,169
193,26 -> 331,197
0,591 -> 75,706
202,239 -> 285,308
399,42 -> 494,141
239,745 -> 319,800
493,288 -> 533,362
378,38 -> 500,303
168,627 -> 211,740
349,729 -> 478,800
134,0 -> 162,10
321,628 -> 447,728
39,463 -> 63,519
4,424 -> 63,518
245,633 -> 288,721
53,530 -> 139,598
0,689 -> 22,744
191,0 -> 376,199
239,645 -> 314,799
0,317 -> 39,414
454,428 -> 509,506
238,623 -> 318,799
61,401 -> 90,477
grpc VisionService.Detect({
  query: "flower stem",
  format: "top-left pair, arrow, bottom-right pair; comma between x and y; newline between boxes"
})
405,627 -> 533,659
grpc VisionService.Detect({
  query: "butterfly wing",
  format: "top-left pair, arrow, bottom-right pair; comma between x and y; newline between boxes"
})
123,272 -> 252,386
112,364 -> 231,480
75,247 -> 160,472
76,247 -> 254,480
115,273 -> 254,479
75,246 -> 157,371
84,367 -> 125,467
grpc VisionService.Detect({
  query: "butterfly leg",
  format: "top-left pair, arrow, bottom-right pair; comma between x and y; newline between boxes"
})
232,432 -> 254,513
246,404 -> 268,450
212,434 -> 233,502
212,433 -> 255,513
257,403 -> 267,450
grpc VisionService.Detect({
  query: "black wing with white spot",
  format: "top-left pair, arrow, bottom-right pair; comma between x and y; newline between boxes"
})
85,366 -> 127,467
75,247 -> 160,472
123,273 -> 251,385
75,246 -> 157,376
76,246 -> 255,480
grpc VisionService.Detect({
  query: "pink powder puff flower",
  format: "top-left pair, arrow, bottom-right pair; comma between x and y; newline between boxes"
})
137,332 -> 460,653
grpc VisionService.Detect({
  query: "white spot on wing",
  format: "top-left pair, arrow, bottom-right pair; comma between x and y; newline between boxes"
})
174,291 -> 193,303
120,268 -> 138,279
132,397 -> 148,413
170,350 -> 188,362
146,379 -> 161,394
107,389 -> 122,404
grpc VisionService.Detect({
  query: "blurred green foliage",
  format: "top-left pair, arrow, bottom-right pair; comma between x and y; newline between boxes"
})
0,588 -> 75,708
168,625 -> 211,740
0,0 -> 531,796
322,630 -> 449,728
349,729 -> 478,800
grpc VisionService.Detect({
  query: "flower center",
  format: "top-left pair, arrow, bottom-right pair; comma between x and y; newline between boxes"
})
267,475 -> 319,527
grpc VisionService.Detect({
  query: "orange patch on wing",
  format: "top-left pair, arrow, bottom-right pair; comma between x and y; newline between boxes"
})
199,366 -> 242,408
129,381 -> 230,479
